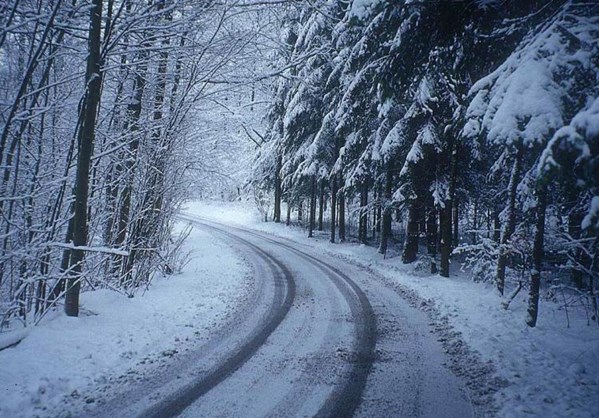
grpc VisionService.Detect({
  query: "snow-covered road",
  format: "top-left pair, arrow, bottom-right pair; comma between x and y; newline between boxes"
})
34,216 -> 474,418
134,217 -> 473,417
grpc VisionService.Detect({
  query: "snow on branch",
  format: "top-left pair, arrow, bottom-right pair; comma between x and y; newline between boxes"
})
49,242 -> 129,256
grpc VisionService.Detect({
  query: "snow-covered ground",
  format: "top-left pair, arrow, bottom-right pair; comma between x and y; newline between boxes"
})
0,225 -> 251,418
2,199 -> 597,418
184,199 -> 599,418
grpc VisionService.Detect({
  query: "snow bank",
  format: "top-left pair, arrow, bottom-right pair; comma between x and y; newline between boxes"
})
0,225 -> 251,418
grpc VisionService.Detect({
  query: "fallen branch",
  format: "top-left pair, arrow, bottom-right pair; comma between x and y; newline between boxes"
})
501,281 -> 523,310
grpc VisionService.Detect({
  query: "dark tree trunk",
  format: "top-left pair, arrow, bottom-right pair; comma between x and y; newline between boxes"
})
339,187 -> 346,242
440,203 -> 452,277
568,209 -> 585,289
376,182 -> 382,234
402,203 -> 419,263
471,199 -> 478,244
427,207 -> 438,274
147,23 -> 169,226
590,262 -> 598,323
493,209 -> 501,242
123,4 -> 172,286
526,184 -> 547,327
318,180 -> 324,231
496,144 -> 523,296
104,164 -> 117,248
378,165 -> 393,255
372,186 -> 378,239
309,175 -> 316,238
286,203 -> 291,226
330,175 -> 337,243
452,198 -> 459,248
274,157 -> 282,223
298,200 -> 303,223
440,137 -> 459,277
102,0 -> 128,253
54,207 -> 74,301
359,183 -> 368,243
115,55 -> 146,279
65,0 -> 103,317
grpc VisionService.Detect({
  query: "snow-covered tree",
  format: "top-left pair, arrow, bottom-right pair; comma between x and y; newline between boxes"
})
463,0 -> 599,324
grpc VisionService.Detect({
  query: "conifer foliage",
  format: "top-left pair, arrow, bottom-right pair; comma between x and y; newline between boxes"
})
254,0 -> 599,326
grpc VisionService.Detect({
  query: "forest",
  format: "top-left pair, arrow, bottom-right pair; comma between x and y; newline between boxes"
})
0,0 -> 598,332
252,0 -> 599,328
0,0 -> 271,325
1,1 -> 598,417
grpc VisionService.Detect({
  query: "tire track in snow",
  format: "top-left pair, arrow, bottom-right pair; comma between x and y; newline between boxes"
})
142,221 -> 296,418
184,216 -> 377,418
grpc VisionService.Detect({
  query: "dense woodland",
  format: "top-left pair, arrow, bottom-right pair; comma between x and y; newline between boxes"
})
0,0 -> 597,330
252,0 -> 599,327
0,0 -> 268,324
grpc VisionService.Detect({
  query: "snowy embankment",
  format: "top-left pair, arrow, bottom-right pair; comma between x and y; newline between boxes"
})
0,225 -> 251,418
185,200 -> 599,418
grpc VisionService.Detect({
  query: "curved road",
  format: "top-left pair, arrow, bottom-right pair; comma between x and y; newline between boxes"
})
80,217 -> 473,418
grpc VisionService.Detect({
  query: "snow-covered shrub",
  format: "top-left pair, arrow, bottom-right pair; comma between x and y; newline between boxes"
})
454,238 -> 498,283
162,224 -> 193,277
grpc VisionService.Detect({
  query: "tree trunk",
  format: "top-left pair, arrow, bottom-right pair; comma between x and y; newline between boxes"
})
286,203 -> 291,226
427,207 -> 438,274
378,165 -> 393,255
440,203 -> 452,277
359,183 -> 368,243
376,182 -> 382,235
115,52 -> 147,279
122,4 -> 172,286
274,157 -> 282,223
493,208 -> 501,242
471,199 -> 478,245
54,202 -> 75,301
309,175 -> 316,238
318,179 -> 324,231
339,186 -> 346,242
145,4 -> 171,238
496,144 -> 523,296
568,202 -> 585,289
65,0 -> 103,317
402,203 -> 419,263
526,184 -> 547,327
440,136 -> 460,277
330,175 -> 337,243
372,186 -> 377,239
452,198 -> 459,248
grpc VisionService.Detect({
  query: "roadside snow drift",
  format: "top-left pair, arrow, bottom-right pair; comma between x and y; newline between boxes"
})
0,225 -> 251,418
